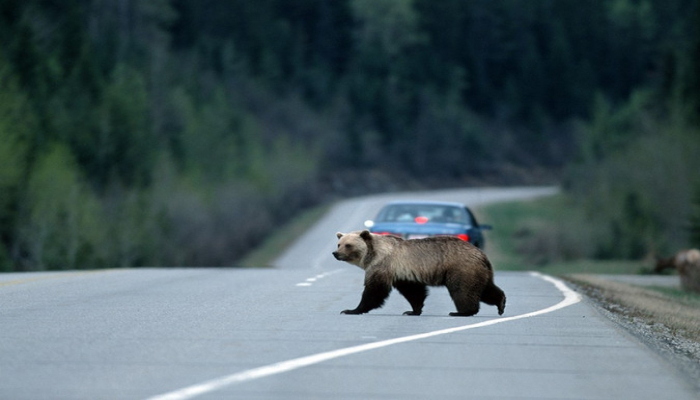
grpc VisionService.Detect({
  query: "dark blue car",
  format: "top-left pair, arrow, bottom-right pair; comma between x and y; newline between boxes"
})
364,201 -> 492,249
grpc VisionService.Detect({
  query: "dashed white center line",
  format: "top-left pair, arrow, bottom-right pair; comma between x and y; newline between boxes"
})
295,269 -> 344,287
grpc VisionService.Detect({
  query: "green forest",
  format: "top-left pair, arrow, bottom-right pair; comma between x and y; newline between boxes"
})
1,0 -> 699,271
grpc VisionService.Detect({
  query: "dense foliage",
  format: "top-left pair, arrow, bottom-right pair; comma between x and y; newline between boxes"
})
0,0 -> 698,270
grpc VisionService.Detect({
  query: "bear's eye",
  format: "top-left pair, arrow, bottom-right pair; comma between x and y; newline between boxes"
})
344,244 -> 352,249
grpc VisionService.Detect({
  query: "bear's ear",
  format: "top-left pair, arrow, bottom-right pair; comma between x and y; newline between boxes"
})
360,230 -> 372,241
336,232 -> 344,239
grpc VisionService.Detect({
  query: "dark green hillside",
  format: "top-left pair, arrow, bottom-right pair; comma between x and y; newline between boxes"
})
0,0 -> 698,270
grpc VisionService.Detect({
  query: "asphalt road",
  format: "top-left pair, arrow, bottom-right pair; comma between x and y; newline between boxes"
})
1,187 -> 698,400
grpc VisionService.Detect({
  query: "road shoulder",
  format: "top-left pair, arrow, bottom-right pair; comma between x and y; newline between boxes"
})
565,274 -> 700,393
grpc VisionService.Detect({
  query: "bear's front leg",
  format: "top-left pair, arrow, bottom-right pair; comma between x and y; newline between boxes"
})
341,282 -> 391,315
393,280 -> 428,316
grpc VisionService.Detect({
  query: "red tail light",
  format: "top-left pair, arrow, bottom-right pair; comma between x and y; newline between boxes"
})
456,234 -> 469,241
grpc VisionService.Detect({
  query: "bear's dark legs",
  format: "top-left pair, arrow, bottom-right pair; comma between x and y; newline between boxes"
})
341,282 -> 391,315
446,286 -> 480,316
393,280 -> 428,315
481,282 -> 506,315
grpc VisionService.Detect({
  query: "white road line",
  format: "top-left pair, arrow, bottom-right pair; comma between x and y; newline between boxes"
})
294,268 -> 344,287
145,272 -> 581,400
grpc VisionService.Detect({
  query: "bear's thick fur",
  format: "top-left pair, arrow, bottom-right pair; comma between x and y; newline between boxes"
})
333,230 -> 506,316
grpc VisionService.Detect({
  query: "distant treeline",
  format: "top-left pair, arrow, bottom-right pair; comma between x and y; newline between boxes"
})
0,0 -> 698,270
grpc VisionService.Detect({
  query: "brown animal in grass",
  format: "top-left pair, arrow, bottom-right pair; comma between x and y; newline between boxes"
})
332,230 -> 506,316
655,249 -> 700,293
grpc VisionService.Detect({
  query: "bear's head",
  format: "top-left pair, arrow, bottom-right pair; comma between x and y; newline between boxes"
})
332,230 -> 373,268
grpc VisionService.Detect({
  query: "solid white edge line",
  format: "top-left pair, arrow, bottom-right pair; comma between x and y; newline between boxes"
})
145,272 -> 581,400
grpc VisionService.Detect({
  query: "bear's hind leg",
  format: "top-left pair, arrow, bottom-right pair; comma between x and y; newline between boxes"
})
481,282 -> 506,315
447,286 -> 480,317
394,280 -> 428,315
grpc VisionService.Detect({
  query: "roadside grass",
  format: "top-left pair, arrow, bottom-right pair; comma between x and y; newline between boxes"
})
532,259 -> 647,275
646,286 -> 700,308
476,195 -> 647,275
476,195 -> 568,271
476,195 -> 562,263
238,203 -> 332,268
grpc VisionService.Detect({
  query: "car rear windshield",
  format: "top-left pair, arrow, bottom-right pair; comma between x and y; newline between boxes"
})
376,204 -> 471,224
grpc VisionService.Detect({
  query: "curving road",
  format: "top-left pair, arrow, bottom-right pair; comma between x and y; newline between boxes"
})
1,187 -> 698,399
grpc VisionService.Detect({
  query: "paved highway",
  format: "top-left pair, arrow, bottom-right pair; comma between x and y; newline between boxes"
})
1,187 -> 697,399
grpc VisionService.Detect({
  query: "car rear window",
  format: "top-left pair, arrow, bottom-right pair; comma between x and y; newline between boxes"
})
377,204 -> 470,224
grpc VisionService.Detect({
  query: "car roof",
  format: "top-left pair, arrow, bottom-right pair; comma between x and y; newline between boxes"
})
381,200 -> 466,208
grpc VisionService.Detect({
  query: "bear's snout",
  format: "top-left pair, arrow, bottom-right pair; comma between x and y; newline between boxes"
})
333,251 -> 350,261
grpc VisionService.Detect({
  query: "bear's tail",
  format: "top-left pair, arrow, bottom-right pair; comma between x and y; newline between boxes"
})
481,282 -> 506,315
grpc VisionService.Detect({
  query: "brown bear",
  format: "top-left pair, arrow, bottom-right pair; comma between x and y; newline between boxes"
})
332,230 -> 506,316
655,249 -> 700,293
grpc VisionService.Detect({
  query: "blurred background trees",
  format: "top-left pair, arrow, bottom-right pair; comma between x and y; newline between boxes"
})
0,0 -> 698,269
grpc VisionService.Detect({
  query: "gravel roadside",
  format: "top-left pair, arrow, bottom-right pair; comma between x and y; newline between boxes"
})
565,274 -> 700,393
